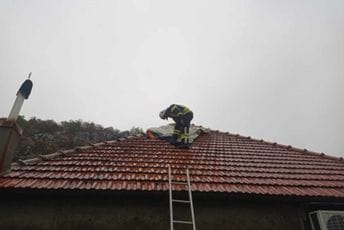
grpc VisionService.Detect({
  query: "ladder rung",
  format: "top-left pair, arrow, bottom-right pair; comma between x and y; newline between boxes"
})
173,220 -> 193,225
171,181 -> 188,185
172,199 -> 190,203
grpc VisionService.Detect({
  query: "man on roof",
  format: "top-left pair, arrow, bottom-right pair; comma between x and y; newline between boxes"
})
159,104 -> 193,148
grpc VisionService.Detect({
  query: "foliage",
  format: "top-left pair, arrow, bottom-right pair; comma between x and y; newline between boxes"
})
129,126 -> 144,135
15,116 -> 143,161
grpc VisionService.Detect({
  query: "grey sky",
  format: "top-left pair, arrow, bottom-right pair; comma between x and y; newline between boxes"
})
1,0 -> 343,156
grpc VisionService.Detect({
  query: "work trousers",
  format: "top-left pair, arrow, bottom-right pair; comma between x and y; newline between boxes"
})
172,112 -> 193,146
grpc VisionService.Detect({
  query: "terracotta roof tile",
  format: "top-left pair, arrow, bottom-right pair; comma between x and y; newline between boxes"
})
0,131 -> 344,198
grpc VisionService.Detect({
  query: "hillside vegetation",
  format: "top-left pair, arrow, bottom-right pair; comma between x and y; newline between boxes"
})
15,116 -> 143,161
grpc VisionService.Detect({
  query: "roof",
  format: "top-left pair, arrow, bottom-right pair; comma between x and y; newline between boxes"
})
0,127 -> 344,199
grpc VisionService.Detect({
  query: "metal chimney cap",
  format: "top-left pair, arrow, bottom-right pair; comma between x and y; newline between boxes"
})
17,79 -> 33,99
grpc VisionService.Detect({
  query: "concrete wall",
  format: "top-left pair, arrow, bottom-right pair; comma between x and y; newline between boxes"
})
0,190 -> 303,230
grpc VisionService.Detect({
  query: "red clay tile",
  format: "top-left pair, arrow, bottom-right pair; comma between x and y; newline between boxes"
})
0,131 -> 344,198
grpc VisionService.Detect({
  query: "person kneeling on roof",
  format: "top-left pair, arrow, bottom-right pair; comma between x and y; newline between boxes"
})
159,104 -> 193,148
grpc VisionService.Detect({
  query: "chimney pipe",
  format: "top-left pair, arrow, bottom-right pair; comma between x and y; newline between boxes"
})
0,74 -> 33,175
8,72 -> 33,121
0,120 -> 22,175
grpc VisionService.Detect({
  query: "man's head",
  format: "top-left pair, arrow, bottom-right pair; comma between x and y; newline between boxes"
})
159,109 -> 167,120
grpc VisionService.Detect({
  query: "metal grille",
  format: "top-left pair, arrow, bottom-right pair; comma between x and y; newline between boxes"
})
327,215 -> 344,230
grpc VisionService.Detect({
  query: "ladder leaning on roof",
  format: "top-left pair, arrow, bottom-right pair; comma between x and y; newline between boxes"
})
168,165 -> 196,230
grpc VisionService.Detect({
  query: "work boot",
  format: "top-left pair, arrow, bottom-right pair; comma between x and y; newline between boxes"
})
177,143 -> 190,149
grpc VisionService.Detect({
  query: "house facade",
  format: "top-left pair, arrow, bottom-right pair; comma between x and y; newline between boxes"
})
0,127 -> 343,230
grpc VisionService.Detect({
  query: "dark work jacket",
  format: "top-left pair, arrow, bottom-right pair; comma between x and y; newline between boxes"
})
165,104 -> 193,125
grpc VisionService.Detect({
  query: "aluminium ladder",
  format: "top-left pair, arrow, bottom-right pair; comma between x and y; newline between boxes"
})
168,165 -> 196,230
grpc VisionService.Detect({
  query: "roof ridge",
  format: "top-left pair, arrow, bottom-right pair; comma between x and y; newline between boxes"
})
218,131 -> 344,164
11,134 -> 144,167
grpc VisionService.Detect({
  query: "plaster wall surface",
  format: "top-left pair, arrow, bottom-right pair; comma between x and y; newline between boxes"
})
0,191 -> 302,230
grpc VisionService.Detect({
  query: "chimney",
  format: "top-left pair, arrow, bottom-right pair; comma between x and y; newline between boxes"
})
0,74 -> 33,175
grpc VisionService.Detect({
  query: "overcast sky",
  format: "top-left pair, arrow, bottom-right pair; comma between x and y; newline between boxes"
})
0,0 -> 343,157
